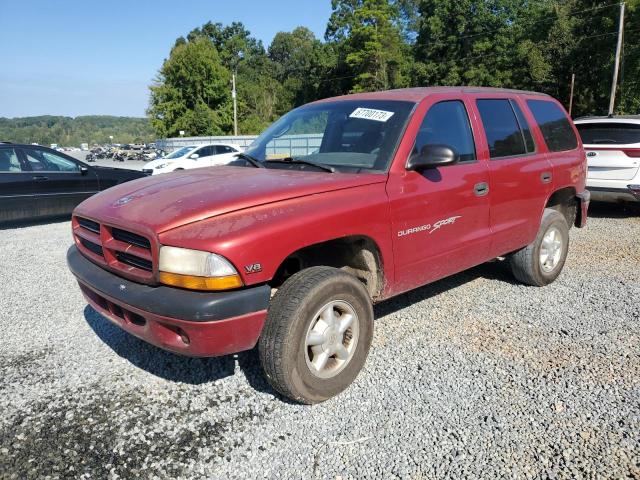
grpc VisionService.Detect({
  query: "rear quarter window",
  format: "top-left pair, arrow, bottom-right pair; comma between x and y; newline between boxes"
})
576,123 -> 640,145
526,100 -> 577,152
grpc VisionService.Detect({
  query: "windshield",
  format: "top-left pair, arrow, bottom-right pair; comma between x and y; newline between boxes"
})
244,100 -> 416,172
165,146 -> 196,159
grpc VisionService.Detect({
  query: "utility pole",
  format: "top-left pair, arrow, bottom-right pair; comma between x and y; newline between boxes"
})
608,2 -> 625,116
569,73 -> 575,117
232,73 -> 238,136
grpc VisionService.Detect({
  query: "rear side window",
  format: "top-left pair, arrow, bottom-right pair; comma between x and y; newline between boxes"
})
576,123 -> 640,145
414,100 -> 476,163
526,100 -> 577,152
476,99 -> 527,158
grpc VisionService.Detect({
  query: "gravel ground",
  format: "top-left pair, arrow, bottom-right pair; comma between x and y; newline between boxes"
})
1,202 -> 639,479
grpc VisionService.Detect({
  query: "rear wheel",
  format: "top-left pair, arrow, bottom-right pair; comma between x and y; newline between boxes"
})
258,266 -> 373,404
509,208 -> 569,286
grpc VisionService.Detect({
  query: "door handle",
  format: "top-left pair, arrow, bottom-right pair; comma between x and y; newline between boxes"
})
541,172 -> 552,183
32,175 -> 49,181
474,182 -> 489,196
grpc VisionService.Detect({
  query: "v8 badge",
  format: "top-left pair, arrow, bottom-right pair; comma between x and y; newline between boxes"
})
244,263 -> 262,274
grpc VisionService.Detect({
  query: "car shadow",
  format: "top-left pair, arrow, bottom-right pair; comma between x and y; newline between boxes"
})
374,259 -> 517,318
84,259 -> 516,398
587,200 -> 640,219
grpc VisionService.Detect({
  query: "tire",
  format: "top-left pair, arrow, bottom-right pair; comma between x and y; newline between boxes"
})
259,266 -> 373,404
509,208 -> 570,286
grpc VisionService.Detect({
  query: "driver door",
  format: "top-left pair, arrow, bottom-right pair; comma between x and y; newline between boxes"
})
386,96 -> 492,293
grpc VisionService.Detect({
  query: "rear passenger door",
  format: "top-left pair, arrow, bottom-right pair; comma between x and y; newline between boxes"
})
0,146 -> 38,222
474,97 -> 553,257
387,97 -> 492,292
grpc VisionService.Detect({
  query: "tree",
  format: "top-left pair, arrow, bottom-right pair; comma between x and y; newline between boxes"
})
268,27 -> 337,108
148,36 -> 231,137
326,0 -> 410,93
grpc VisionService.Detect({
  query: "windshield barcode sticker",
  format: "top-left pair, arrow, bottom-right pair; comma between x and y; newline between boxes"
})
349,108 -> 395,122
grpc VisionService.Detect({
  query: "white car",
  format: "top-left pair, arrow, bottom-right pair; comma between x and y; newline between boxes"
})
143,143 -> 244,175
574,116 -> 640,203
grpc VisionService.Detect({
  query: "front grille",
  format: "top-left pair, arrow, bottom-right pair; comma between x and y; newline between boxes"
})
115,251 -> 153,271
74,216 -> 154,282
77,217 -> 100,234
112,228 -> 151,249
80,237 -> 103,257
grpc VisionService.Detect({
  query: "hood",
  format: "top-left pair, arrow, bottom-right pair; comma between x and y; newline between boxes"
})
75,166 -> 386,233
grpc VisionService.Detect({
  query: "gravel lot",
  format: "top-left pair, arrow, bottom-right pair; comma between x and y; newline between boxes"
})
1,202 -> 639,479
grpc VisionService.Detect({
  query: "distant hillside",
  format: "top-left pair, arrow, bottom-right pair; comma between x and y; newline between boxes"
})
0,115 -> 155,146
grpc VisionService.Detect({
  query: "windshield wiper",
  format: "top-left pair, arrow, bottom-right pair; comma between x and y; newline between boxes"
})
265,157 -> 335,173
234,152 -> 265,168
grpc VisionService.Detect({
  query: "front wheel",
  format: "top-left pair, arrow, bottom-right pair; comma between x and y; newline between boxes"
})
509,208 -> 569,286
259,266 -> 373,404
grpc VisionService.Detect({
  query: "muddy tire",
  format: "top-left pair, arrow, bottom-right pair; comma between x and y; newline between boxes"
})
258,266 -> 373,404
510,208 -> 569,286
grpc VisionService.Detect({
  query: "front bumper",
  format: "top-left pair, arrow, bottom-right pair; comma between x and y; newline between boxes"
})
67,246 -> 270,357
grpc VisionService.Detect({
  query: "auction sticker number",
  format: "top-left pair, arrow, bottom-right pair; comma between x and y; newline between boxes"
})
349,108 -> 395,122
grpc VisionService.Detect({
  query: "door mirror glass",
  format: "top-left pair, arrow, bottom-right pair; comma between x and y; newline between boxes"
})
407,144 -> 458,171
189,153 -> 199,159
80,166 -> 89,175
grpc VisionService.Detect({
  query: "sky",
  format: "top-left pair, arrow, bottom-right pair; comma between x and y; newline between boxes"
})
0,1 -> 332,118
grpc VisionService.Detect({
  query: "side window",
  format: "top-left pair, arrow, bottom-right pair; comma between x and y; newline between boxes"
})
23,148 -> 79,172
216,145 -> 235,154
526,100 -> 578,152
414,100 -> 476,163
510,100 -> 536,152
476,99 -> 527,159
196,146 -> 213,157
0,148 -> 23,172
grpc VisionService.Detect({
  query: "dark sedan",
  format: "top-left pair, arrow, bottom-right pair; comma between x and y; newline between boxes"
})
0,143 -> 147,223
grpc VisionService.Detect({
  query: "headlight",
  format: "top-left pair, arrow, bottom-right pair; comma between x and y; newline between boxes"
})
158,246 -> 243,291
155,162 -> 172,169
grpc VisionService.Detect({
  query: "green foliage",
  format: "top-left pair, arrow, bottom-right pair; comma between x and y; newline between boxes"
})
327,0 -> 410,92
148,36 -> 231,137
0,116 -> 154,146
148,1 -> 639,139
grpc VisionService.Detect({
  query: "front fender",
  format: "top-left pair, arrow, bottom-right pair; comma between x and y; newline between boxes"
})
158,183 -> 394,290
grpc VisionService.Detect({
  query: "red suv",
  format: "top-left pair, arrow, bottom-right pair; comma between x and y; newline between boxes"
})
67,87 -> 589,403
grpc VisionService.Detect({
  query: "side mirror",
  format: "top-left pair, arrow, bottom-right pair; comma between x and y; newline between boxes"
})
406,144 -> 459,171
80,166 -> 89,175
189,153 -> 200,159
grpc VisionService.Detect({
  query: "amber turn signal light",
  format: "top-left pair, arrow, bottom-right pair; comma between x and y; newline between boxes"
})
159,271 -> 243,291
